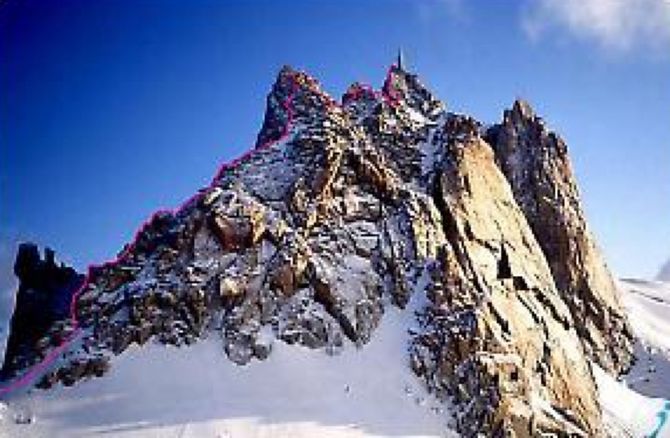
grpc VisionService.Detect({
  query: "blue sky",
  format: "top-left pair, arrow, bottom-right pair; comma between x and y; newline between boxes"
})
1,0 -> 669,280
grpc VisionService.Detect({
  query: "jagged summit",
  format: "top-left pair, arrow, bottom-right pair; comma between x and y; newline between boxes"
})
255,65 -> 339,150
2,63 -> 633,436
341,82 -> 378,105
510,98 -> 535,120
383,65 -> 444,117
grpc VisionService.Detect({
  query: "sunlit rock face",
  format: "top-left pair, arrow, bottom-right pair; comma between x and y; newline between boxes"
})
486,100 -> 634,375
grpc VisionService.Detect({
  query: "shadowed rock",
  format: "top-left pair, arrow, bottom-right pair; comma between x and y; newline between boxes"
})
1,243 -> 84,379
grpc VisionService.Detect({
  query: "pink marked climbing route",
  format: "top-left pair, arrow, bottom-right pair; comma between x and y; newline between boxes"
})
342,66 -> 402,107
0,66 -> 402,397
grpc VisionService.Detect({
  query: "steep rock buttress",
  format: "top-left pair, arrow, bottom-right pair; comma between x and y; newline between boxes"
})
485,100 -> 634,374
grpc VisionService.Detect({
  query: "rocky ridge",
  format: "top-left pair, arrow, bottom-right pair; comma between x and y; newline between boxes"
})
2,62 -> 633,436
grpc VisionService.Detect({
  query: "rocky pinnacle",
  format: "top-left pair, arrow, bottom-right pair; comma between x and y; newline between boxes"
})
2,63 -> 633,437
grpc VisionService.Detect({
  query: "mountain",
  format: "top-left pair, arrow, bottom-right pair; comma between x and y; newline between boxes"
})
0,62 -> 635,436
657,259 -> 670,282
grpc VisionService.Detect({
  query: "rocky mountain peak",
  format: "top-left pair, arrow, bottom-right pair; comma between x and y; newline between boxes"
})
509,98 -> 536,121
382,65 -> 444,118
341,82 -> 380,119
255,65 -> 340,150
1,62 -> 634,436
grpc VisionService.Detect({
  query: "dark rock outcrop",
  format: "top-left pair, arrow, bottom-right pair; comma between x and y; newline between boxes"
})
1,244 -> 84,379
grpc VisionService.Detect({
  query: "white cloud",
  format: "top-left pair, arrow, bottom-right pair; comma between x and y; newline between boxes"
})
522,0 -> 670,53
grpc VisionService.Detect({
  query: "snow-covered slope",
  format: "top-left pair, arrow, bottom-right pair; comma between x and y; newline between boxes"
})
0,297 -> 454,437
595,279 -> 670,437
4,278 -> 668,438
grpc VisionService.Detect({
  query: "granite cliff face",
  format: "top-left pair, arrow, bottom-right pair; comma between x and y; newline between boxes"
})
2,63 -> 633,436
485,101 -> 634,374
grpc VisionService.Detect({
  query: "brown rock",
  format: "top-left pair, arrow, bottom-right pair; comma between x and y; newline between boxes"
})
418,125 -> 602,436
486,100 -> 633,373
270,262 -> 295,295
209,215 -> 241,251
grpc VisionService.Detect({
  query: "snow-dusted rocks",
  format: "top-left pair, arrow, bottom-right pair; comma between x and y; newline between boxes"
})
2,62 -> 634,437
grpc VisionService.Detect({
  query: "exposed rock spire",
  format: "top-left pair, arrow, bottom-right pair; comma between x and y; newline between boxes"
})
486,99 -> 634,374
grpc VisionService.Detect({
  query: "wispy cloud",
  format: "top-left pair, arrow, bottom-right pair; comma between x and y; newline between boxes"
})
522,0 -> 670,54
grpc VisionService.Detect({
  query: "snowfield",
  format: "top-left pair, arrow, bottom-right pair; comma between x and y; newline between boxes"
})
0,300 -> 453,437
596,279 -> 670,438
1,280 -> 669,437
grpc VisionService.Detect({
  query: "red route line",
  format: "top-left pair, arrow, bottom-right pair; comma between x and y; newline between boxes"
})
0,66 -> 401,397
343,66 -> 401,107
